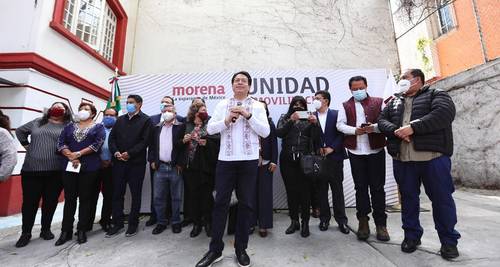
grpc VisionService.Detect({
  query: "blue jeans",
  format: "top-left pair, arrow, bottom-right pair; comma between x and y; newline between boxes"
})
393,156 -> 461,245
153,163 -> 183,225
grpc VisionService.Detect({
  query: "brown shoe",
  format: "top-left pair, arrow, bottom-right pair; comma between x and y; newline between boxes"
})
312,208 -> 320,218
376,225 -> 390,241
357,217 -> 370,240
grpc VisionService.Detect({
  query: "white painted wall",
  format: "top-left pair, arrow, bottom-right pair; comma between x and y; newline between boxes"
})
0,69 -> 107,176
128,0 -> 400,74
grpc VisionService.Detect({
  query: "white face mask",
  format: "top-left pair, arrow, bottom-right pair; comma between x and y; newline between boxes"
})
313,99 -> 322,110
162,111 -> 175,122
78,110 -> 91,121
397,79 -> 412,94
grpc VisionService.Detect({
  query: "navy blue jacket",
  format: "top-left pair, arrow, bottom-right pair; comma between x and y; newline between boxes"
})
261,118 -> 278,164
148,122 -> 185,167
315,109 -> 347,161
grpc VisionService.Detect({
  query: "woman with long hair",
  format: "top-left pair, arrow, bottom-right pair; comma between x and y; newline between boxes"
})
55,102 -> 105,245
276,96 -> 321,238
15,102 -> 72,247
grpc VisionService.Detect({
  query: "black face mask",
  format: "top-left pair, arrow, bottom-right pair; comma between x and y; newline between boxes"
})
293,106 -> 306,112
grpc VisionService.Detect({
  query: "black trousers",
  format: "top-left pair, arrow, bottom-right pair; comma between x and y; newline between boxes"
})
89,166 -> 113,226
184,169 -> 214,225
149,165 -> 172,221
252,163 -> 273,229
280,154 -> 312,223
319,159 -> 348,225
61,171 -> 99,232
349,150 -> 387,226
112,161 -> 146,228
21,171 -> 63,234
209,160 -> 258,253
310,179 -> 321,211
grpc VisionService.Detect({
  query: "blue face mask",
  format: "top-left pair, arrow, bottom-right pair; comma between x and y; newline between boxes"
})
352,89 -> 367,101
102,116 -> 116,128
126,103 -> 136,114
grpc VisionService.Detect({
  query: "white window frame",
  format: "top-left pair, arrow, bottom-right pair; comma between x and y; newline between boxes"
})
62,0 -> 117,61
435,0 -> 456,36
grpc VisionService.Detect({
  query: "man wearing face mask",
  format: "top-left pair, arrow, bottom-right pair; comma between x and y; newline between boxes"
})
149,105 -> 185,235
89,108 -> 118,232
337,76 -> 389,242
107,95 -> 152,237
146,96 -> 184,227
312,90 -> 349,235
378,69 -> 460,260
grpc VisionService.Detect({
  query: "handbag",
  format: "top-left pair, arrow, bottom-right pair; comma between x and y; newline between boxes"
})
300,137 -> 326,179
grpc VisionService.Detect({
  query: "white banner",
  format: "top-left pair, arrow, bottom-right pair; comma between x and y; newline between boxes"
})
118,69 -> 398,210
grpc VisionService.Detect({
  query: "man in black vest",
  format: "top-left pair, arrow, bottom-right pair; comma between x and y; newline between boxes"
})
378,69 -> 460,260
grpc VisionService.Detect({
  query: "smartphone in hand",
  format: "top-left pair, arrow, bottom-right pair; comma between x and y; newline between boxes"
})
297,111 -> 309,120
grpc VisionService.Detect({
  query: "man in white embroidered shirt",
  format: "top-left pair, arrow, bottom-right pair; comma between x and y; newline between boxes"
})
196,71 -> 270,267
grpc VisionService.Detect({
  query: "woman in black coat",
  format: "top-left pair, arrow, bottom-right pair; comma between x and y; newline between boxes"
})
276,96 -> 321,238
181,103 -> 220,238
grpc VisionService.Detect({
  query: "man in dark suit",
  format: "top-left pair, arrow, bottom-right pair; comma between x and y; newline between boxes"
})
148,106 -> 185,234
313,90 -> 349,234
146,96 -> 184,227
107,94 -> 151,237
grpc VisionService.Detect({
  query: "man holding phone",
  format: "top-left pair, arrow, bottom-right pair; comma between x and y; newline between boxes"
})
337,76 -> 390,242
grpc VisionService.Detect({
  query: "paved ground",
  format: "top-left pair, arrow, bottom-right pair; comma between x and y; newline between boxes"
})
0,188 -> 499,267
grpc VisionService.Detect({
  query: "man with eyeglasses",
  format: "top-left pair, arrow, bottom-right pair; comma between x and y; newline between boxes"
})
378,69 -> 460,260
195,71 -> 270,267
146,96 -> 185,227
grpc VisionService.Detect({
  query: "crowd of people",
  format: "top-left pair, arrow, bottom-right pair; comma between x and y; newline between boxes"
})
0,68 -> 460,266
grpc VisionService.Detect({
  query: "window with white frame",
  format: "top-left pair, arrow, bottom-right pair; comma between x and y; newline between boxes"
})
62,0 -> 117,62
436,0 -> 456,35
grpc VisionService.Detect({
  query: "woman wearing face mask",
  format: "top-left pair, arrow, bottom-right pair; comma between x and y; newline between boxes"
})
276,96 -> 321,238
14,102 -> 72,248
181,103 -> 220,238
55,103 -> 105,245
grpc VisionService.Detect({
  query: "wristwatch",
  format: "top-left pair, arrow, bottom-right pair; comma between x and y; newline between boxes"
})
76,151 -> 82,158
246,113 -> 253,120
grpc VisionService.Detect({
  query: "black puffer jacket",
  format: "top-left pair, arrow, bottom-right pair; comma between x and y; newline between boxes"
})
276,114 -> 321,159
378,85 -> 456,157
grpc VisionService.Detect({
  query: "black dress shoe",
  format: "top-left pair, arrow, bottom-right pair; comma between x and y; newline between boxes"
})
105,225 -> 124,237
172,223 -> 182,234
55,231 -> 72,246
401,238 -> 421,253
338,223 -> 350,234
258,229 -> 268,238
40,230 -> 55,240
152,224 -> 167,235
440,244 -> 459,260
190,224 -> 203,237
195,251 -> 223,267
205,224 -> 212,237
15,233 -> 31,248
125,225 -> 138,237
285,220 -> 300,235
77,231 -> 87,244
319,221 -> 329,231
236,249 -> 251,267
145,217 -> 157,227
300,221 -> 310,238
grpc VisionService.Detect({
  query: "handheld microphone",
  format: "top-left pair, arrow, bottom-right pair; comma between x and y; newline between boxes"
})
232,102 -> 242,123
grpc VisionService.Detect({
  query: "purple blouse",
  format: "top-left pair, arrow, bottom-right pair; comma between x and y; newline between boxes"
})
57,122 -> 106,172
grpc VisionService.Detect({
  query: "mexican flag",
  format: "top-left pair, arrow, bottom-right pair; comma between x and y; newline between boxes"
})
106,77 -> 121,112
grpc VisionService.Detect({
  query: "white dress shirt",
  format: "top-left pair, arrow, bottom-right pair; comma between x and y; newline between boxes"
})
317,110 -> 328,134
207,98 -> 270,161
337,100 -> 383,155
159,123 -> 173,162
